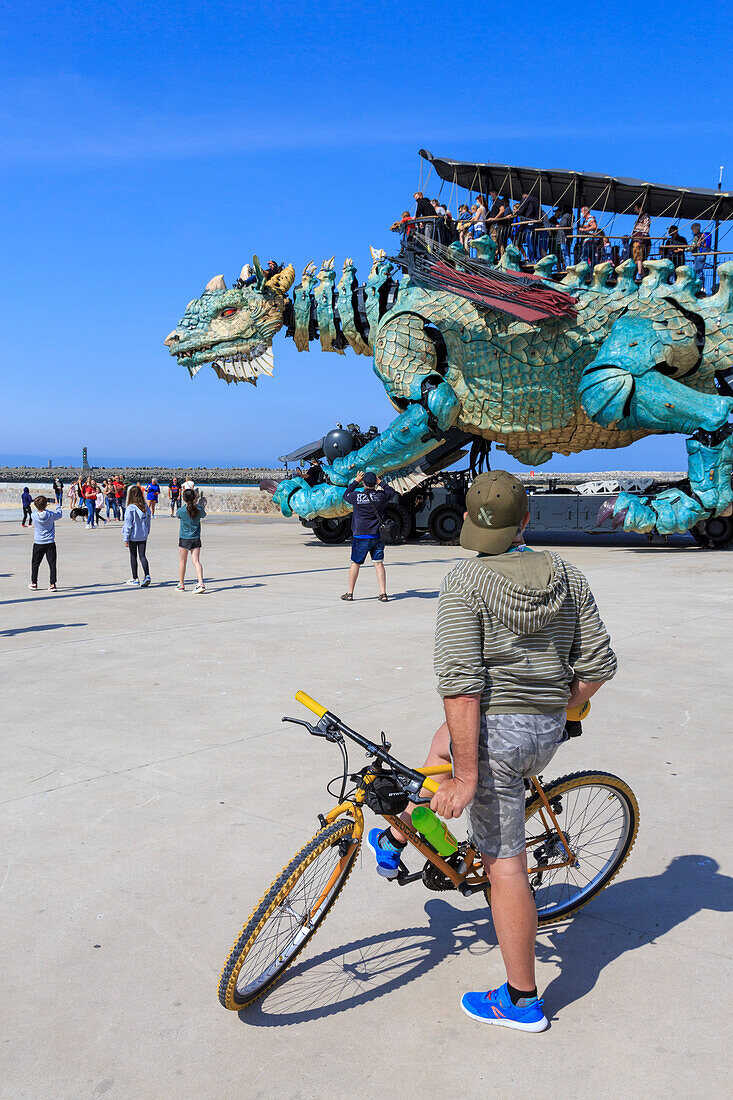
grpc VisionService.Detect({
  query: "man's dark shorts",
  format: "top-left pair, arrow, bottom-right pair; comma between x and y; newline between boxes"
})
351,536 -> 385,564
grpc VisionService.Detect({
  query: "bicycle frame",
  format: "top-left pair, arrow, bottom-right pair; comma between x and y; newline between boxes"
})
292,690 -> 579,898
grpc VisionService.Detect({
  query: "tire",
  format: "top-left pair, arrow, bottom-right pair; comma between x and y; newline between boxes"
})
382,502 -> 411,544
311,517 -> 351,544
691,514 -> 733,550
218,819 -> 360,1010
427,503 -> 463,544
483,771 -> 639,925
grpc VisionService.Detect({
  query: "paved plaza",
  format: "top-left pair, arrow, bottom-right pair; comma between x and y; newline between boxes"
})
2,514 -> 731,1098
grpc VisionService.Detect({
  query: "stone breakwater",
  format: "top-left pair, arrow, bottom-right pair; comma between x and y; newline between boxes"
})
0,479 -> 286,516
0,466 -> 287,486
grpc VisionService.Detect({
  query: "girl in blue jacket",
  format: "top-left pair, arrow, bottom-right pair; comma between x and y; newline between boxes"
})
122,485 -> 152,587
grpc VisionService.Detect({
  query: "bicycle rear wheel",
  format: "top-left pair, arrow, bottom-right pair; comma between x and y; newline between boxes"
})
218,818 -> 360,1010
524,771 -> 639,925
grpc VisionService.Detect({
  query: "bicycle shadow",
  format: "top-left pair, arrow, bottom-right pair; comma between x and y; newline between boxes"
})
239,855 -> 732,1027
240,897 -> 494,1027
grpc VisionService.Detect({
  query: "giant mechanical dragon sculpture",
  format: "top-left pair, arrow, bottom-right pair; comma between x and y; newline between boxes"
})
165,239 -> 733,537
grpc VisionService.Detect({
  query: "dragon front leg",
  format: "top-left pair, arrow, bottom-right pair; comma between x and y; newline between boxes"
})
580,314 -> 733,535
269,397 -> 457,521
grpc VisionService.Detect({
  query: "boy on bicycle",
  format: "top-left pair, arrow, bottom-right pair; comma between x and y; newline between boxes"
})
368,471 -> 617,1031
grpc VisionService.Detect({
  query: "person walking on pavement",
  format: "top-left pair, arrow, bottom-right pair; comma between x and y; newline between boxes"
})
341,471 -> 395,602
122,485 -> 152,587
52,476 -> 64,504
29,494 -> 62,591
367,471 -> 617,1031
21,486 -> 33,526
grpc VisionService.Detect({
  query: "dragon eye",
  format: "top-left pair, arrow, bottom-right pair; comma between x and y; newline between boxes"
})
221,307 -> 238,317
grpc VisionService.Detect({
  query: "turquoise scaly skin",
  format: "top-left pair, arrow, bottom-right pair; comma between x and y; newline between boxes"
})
165,244 -> 733,535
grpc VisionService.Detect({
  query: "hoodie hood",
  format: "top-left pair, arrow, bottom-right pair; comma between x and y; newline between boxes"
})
475,550 -> 568,634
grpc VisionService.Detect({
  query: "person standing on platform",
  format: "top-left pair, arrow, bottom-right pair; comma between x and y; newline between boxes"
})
341,471 -> 395,603
29,495 -> 62,591
176,488 -> 206,593
113,475 -> 126,518
21,486 -> 33,527
122,485 -> 152,588
52,476 -> 64,505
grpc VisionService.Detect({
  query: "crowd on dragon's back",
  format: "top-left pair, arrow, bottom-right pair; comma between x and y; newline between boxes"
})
396,191 -> 713,284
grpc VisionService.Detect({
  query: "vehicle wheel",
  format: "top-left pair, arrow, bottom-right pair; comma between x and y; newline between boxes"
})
483,771 -> 639,925
382,502 -> 411,544
218,818 -> 360,1010
312,517 -> 351,544
691,514 -> 733,550
427,503 -> 463,544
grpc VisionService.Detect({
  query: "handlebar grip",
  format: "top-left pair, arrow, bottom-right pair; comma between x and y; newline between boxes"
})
566,700 -> 591,722
295,690 -> 329,719
419,776 -> 440,795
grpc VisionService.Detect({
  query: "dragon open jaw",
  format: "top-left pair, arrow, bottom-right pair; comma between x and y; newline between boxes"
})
173,342 -> 274,384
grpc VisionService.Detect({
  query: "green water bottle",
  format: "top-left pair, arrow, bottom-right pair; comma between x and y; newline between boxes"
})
411,806 -> 459,857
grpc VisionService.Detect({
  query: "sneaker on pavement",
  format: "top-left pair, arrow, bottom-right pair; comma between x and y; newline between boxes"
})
48,584 -> 57,592
28,583 -> 38,590
194,584 -> 206,594
141,576 -> 151,587
366,828 -> 402,879
461,983 -> 548,1032
126,578 -> 140,587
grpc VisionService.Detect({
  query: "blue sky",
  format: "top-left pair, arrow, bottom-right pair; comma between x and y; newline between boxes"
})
2,1 -> 731,472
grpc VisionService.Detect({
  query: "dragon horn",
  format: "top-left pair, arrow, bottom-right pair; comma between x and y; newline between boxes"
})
204,274 -> 227,292
343,257 -> 353,269
322,256 -> 335,270
302,261 -> 317,277
252,255 -> 266,290
268,263 -> 295,294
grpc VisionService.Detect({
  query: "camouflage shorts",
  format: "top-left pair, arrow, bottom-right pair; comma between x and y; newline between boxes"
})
467,711 -> 567,859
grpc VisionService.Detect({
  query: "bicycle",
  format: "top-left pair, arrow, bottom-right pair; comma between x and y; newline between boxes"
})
218,691 -> 639,1011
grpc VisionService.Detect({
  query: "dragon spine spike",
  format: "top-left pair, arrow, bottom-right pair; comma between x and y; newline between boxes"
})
302,261 -> 316,278
701,260 -> 733,313
204,275 -> 227,292
343,258 -> 353,269
239,263 -> 253,282
321,256 -> 335,270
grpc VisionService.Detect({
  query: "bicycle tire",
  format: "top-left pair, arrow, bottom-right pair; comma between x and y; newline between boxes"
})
218,818 -> 360,1010
482,771 -> 639,925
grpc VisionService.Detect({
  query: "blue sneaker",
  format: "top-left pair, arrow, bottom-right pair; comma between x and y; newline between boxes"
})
366,828 -> 402,879
461,982 -> 548,1032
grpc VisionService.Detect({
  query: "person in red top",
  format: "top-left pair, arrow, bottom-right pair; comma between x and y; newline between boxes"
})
113,476 -> 126,518
82,479 -> 98,528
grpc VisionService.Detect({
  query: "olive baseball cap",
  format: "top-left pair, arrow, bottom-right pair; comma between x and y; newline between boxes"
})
460,471 -> 529,555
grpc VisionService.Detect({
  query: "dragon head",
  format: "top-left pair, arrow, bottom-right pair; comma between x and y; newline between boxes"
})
164,256 -> 295,384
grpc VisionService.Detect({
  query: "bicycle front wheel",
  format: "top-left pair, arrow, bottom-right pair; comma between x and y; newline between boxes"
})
525,771 -> 639,925
218,818 -> 360,1010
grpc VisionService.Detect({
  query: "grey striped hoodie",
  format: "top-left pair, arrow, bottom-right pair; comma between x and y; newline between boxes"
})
434,549 -> 617,714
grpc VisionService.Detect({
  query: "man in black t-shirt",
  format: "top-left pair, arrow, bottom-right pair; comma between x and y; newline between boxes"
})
515,192 -> 541,260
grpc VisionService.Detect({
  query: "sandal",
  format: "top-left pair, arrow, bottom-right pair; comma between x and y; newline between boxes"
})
378,594 -> 389,602
340,592 -> 354,601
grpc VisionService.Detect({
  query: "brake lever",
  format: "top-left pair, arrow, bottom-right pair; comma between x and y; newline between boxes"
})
282,716 -> 319,735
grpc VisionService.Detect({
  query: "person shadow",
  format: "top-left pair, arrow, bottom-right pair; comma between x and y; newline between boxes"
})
538,854 -> 733,1012
238,855 -> 732,1026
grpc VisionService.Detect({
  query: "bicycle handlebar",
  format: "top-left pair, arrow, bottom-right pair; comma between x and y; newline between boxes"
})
295,689 -> 441,796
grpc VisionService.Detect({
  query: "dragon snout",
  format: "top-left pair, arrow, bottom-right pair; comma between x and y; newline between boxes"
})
164,330 -> 181,349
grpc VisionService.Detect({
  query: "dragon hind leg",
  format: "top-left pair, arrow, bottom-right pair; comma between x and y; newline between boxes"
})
580,314 -> 733,534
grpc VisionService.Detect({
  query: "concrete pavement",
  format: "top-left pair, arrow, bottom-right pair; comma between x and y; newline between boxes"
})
1,513 -> 731,1098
